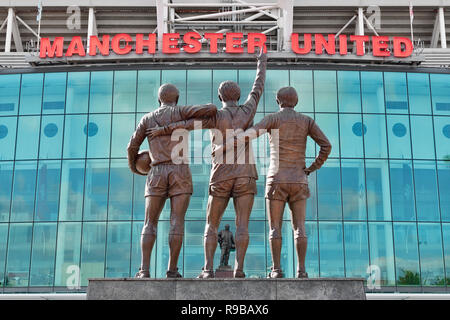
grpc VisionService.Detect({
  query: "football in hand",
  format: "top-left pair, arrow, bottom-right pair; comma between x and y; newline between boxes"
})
135,150 -> 151,175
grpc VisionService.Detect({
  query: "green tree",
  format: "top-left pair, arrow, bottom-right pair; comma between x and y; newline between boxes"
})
397,269 -> 420,285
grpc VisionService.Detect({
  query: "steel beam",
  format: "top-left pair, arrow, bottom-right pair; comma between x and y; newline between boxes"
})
439,7 -> 447,49
431,10 -> 440,48
173,5 -> 277,22
87,8 -> 98,52
5,8 -> 14,52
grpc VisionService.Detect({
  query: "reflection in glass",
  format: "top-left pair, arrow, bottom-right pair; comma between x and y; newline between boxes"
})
361,72 -> 384,113
317,159 -> 342,220
63,114 -> 88,159
344,222 -> 369,278
438,161 -> 450,221
305,222 -> 319,277
187,70 -> 212,105
54,222 -> 81,286
30,223 -> 57,286
414,161 -> 440,222
59,160 -> 85,221
418,223 -> 445,286
10,161 -> 37,222
363,114 -> 388,158
0,74 -> 21,116
265,70 -> 289,112
441,224 -> 450,286
19,73 -> 43,115
319,222 -> 345,277
35,160 -> 60,221
66,72 -> 90,114
408,73 -> 431,115
80,222 -> 106,286
162,70 -> 186,105
5,223 -> 32,287
337,71 -> 361,113
0,224 -> 8,287
113,71 -> 137,112
384,72 -> 408,113
111,113 -> 135,158
238,70 -> 258,111
339,113 -> 364,158
433,116 -> 450,161
89,71 -> 113,113
315,114 -> 339,158
131,221 -> 156,277
39,115 -> 63,159
184,221 -> 208,278
342,159 -> 367,220
366,160 -> 391,221
314,70 -> 337,112
430,73 -> 450,115
0,117 -> 17,160
368,222 -> 395,286
137,70 -> 160,113
42,72 -> 66,114
393,223 -> 420,286
106,222 -> 131,277
108,159 -> 133,220
290,70 -> 314,113
83,160 -> 109,221
0,162 -> 13,222
410,116 -> 435,159
390,160 -> 415,221
86,114 -> 111,158
16,116 -> 40,160
387,115 -> 411,159
246,220 -> 266,278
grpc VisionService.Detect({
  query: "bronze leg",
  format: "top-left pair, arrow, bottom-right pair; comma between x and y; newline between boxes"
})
288,199 -> 307,274
204,195 -> 229,271
141,196 -> 166,273
233,194 -> 254,273
266,198 -> 286,271
167,193 -> 191,272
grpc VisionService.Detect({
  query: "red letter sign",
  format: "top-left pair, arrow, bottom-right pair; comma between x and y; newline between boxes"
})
136,34 -> 156,54
350,35 -> 369,56
66,36 -> 86,57
291,33 -> 312,54
204,33 -> 223,53
40,37 -> 64,58
372,36 -> 390,57
339,35 -> 348,55
89,35 -> 110,56
247,33 -> 267,53
111,33 -> 132,55
183,32 -> 202,54
163,33 -> 180,54
315,34 -> 336,55
393,37 -> 413,57
226,33 -> 244,53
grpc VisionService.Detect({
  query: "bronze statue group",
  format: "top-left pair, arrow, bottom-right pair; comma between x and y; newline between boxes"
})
127,50 -> 332,279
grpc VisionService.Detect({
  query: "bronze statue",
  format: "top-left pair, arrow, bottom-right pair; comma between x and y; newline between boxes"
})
147,50 -> 267,278
218,224 -> 235,267
217,86 -> 331,278
127,83 -> 217,278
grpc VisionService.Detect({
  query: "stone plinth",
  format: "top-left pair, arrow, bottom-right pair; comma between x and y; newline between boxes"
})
215,265 -> 234,278
87,278 -> 366,300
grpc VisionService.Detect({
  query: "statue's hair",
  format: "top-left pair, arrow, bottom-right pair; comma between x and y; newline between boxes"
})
276,87 -> 298,108
158,83 -> 179,104
218,81 -> 241,102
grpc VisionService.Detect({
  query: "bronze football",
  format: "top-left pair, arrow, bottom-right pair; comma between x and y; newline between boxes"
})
135,150 -> 151,175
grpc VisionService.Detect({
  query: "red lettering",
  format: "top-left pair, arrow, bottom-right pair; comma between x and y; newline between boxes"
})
183,32 -> 202,54
291,33 -> 312,54
247,33 -> 267,54
65,36 -> 86,57
226,33 -> 244,53
204,33 -> 223,53
136,34 -> 156,54
350,35 -> 370,56
315,34 -> 335,55
111,33 -> 132,55
339,35 -> 348,55
372,36 -> 390,57
39,37 -> 64,58
393,37 -> 413,58
89,35 -> 110,56
163,33 -> 180,54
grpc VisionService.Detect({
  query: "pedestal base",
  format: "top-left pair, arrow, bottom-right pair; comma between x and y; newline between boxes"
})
87,278 -> 366,300
215,265 -> 234,278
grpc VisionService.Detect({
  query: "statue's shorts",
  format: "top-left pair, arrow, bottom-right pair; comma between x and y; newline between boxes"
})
265,183 -> 310,202
209,177 -> 257,198
145,163 -> 193,198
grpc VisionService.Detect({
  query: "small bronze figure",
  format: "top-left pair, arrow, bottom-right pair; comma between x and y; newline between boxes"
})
217,86 -> 331,278
218,224 -> 235,267
127,83 -> 217,278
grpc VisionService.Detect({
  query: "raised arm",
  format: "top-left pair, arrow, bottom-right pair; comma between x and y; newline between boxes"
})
178,103 -> 217,120
242,50 -> 267,122
127,116 -> 148,176
305,119 -> 332,175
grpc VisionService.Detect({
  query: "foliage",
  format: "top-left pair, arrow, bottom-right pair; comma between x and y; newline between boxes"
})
397,269 -> 420,285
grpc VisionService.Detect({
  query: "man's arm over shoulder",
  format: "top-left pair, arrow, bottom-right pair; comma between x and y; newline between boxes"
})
306,117 -> 332,174
127,115 -> 148,175
178,103 -> 217,120
146,116 -> 216,139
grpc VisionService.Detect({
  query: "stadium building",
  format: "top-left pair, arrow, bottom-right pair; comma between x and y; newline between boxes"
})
0,0 -> 449,296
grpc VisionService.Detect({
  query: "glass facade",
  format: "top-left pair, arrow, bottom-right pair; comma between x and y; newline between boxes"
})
0,67 -> 449,293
